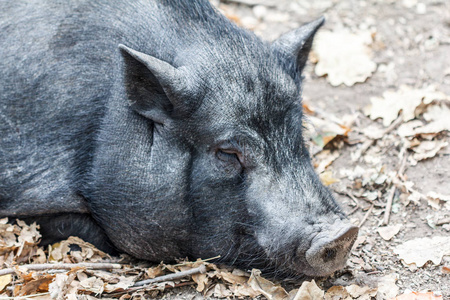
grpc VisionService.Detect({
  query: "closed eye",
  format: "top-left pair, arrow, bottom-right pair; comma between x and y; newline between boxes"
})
217,149 -> 240,164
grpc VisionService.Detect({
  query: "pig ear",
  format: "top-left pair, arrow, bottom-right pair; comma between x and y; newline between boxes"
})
272,17 -> 324,74
119,44 -> 193,124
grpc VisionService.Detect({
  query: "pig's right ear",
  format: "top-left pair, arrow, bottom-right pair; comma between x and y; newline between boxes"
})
119,44 -> 194,124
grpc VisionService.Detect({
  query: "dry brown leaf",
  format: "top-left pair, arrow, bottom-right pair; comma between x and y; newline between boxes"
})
410,140 -> 448,164
390,291 -> 443,300
345,284 -> 377,299
146,264 -> 164,279
104,276 -> 135,293
394,236 -> 450,267
319,171 -> 340,186
313,29 -> 376,86
78,276 -> 105,294
212,283 -> 233,298
293,280 -> 324,300
218,268 -> 248,285
314,150 -> 340,174
368,86 -> 448,126
192,272 -> 209,292
306,115 -> 349,151
426,192 -> 450,210
229,282 -> 261,298
17,275 -> 55,296
50,236 -> 108,262
324,285 -> 350,299
414,104 -> 450,134
0,274 -> 12,292
248,269 -> 288,300
377,274 -> 398,299
377,224 -> 402,241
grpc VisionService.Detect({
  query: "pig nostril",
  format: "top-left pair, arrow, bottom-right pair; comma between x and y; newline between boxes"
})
322,248 -> 337,262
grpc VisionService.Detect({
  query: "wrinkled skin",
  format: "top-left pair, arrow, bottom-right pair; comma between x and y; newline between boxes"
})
0,0 -> 357,277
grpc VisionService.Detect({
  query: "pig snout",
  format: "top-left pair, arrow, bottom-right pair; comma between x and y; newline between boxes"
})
303,221 -> 359,276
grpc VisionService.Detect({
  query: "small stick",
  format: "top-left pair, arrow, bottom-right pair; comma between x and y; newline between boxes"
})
383,151 -> 408,225
133,265 -> 207,287
382,185 -> 396,225
173,255 -> 221,267
359,205 -> 374,227
346,190 -> 360,208
383,114 -> 404,135
108,281 -> 196,297
0,263 -> 122,276
356,113 -> 404,159
0,292 -> 50,299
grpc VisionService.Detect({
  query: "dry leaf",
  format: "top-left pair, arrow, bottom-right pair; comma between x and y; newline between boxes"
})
212,283 -> 233,298
319,171 -> 340,186
78,276 -> 104,294
313,29 -> 376,86
248,269 -> 288,300
293,280 -> 324,300
146,264 -> 164,279
410,140 -> 448,164
192,273 -> 209,292
50,236 -> 108,262
314,150 -> 340,174
377,274 -> 399,299
218,269 -> 248,285
368,86 -> 448,126
426,192 -> 450,210
346,284 -> 377,299
324,285 -> 350,299
414,104 -> 450,134
394,236 -> 450,267
17,275 -> 55,296
229,282 -> 261,298
0,275 -> 12,292
104,276 -> 135,293
390,291 -> 443,300
377,224 -> 402,241
306,115 -> 349,151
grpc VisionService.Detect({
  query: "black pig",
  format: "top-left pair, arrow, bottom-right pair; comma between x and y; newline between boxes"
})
0,0 -> 358,276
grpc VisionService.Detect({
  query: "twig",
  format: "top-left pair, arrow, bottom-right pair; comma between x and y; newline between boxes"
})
383,151 -> 408,225
436,217 -> 450,226
355,113 -> 404,159
0,292 -> 50,299
383,114 -> 404,136
108,281 -> 196,297
221,0 -> 275,7
382,185 -> 396,225
366,270 -> 382,275
0,263 -> 122,276
133,265 -> 207,287
359,205 -> 374,227
173,255 -> 221,267
346,190 -> 360,207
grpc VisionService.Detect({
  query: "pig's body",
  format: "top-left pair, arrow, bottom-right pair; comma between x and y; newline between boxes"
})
0,0 -> 357,276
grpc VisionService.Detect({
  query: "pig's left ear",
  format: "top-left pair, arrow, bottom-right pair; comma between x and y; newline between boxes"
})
271,17 -> 324,74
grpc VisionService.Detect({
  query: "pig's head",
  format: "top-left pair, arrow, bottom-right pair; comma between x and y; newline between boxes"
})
89,17 -> 357,277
